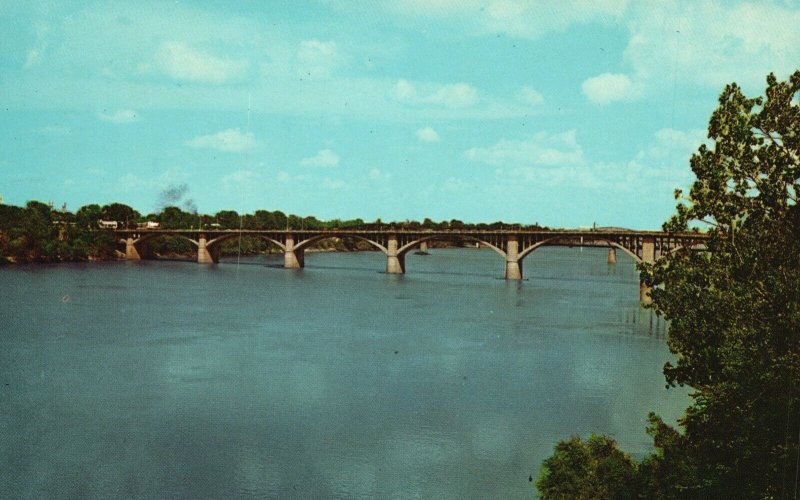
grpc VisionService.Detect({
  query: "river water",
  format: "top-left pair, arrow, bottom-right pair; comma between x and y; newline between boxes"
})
0,247 -> 687,498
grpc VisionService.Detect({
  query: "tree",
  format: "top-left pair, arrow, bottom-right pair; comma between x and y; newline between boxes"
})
252,210 -> 276,229
287,214 -> 303,229
75,204 -> 103,229
639,70 -> 800,497
538,70 -> 800,498
159,206 -> 193,229
20,201 -> 56,260
215,210 -> 240,229
272,210 -> 287,229
101,203 -> 140,227
536,434 -> 637,499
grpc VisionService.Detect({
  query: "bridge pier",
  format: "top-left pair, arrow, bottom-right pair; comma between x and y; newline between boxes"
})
197,235 -> 219,264
639,237 -> 656,304
125,237 -> 141,260
386,235 -> 405,274
607,247 -> 617,264
504,235 -> 523,280
419,241 -> 429,253
284,234 -> 305,269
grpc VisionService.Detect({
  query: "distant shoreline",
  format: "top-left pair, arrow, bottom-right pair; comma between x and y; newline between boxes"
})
0,242 -> 493,266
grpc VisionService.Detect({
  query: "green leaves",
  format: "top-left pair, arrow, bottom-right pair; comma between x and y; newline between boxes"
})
648,71 -> 800,496
541,70 -> 800,498
537,435 -> 637,500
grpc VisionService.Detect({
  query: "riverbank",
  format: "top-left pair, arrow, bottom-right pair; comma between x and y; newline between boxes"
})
0,239 -> 484,265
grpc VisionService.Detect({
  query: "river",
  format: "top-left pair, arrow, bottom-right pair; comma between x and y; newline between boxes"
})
0,246 -> 687,498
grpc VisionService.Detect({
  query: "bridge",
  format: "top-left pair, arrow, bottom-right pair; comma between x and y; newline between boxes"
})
116,228 -> 707,303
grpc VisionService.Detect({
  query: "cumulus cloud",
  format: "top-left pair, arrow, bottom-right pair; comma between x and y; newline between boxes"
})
628,128 -> 707,182
23,23 -> 49,70
369,167 -> 392,181
381,0 -> 629,38
581,73 -> 636,104
155,41 -> 248,84
185,128 -> 256,152
466,130 -> 583,167
97,109 -> 140,123
24,48 -> 44,69
395,79 -> 417,101
466,130 -> 609,188
297,39 -> 339,79
416,127 -> 441,142
394,79 -> 479,108
300,149 -> 340,167
621,1 -> 800,94
425,83 -> 478,107
469,127 -> 707,192
518,86 -> 544,105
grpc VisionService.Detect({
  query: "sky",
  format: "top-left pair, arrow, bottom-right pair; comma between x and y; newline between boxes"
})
1,0 -> 799,229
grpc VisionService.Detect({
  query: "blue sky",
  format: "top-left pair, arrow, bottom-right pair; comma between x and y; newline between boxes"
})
2,0 -> 799,229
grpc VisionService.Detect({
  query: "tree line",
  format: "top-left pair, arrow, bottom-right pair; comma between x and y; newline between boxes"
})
0,201 -> 541,263
536,71 -> 800,498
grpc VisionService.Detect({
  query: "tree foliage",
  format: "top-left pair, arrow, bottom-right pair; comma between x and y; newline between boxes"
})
539,70 -> 800,498
0,199 -> 539,263
537,434 -> 637,499
645,70 -> 800,497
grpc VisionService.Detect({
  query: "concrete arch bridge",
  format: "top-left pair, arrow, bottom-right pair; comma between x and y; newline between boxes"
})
117,229 -> 707,301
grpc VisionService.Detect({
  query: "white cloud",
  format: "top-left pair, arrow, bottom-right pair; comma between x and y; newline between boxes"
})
277,171 -> 291,182
24,48 -> 44,69
23,22 -> 49,70
395,79 -> 417,101
628,127 -> 707,184
297,39 -> 339,79
425,83 -> 478,107
155,41 -> 248,84
300,149 -> 340,167
466,130 -> 606,188
379,0 -> 629,38
97,109 -> 141,123
469,127 -> 706,192
582,73 -> 636,104
368,167 -> 392,181
622,1 -> 800,94
185,128 -> 256,152
466,130 -> 583,167
518,86 -> 544,105
394,79 -> 479,108
416,127 -> 441,142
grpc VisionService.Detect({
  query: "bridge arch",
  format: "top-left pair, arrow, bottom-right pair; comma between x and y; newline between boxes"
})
293,234 -> 388,254
134,232 -> 199,248
517,236 -> 642,264
397,235 -> 506,259
122,232 -> 200,260
206,233 -> 286,252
